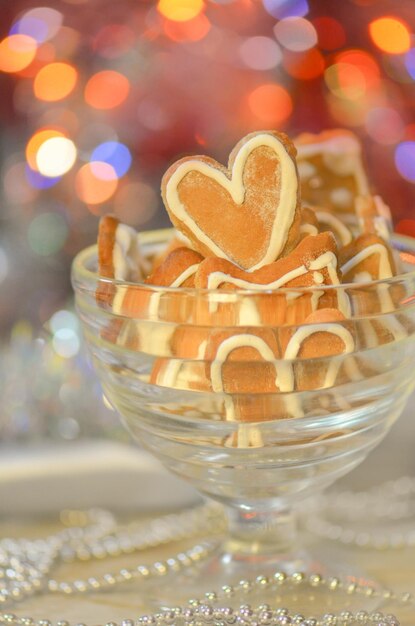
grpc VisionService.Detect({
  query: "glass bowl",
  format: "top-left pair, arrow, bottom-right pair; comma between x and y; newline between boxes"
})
72,229 -> 415,598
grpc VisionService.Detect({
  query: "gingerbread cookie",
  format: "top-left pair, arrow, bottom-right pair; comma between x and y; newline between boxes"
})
98,215 -> 150,282
195,232 -> 349,325
354,195 -> 392,241
162,131 -> 302,271
281,308 -> 356,391
339,234 -> 396,284
311,207 -> 353,247
205,328 -> 300,429
113,246 -> 203,325
299,207 -> 319,239
295,129 -> 370,223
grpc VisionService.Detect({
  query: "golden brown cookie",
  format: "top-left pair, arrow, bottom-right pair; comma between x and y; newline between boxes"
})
194,232 -> 349,326
161,130 -> 302,270
299,206 -> 319,239
354,195 -> 392,241
295,129 -> 370,223
280,308 -> 356,391
339,234 -> 396,283
96,215 -> 150,305
310,206 -> 353,247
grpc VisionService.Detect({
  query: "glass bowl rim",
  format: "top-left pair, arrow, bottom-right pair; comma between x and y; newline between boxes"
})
72,229 -> 415,296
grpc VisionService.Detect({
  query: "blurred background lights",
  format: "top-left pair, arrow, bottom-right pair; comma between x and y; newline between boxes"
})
0,35 -> 37,73
50,310 -> 79,335
25,166 -> 61,190
10,8 -> 63,43
0,248 -> 9,284
263,0 -> 309,20
312,17 -> 346,51
283,47 -> 324,79
163,13 -> 211,42
26,129 -> 66,171
91,142 -> 132,178
34,62 -> 78,101
36,137 -> 77,177
248,83 -> 292,124
239,36 -> 282,70
395,142 -> 415,183
369,16 -> 411,55
366,107 -> 404,145
84,70 -> 130,110
274,17 -> 317,52
75,163 -> 118,205
52,328 -> 80,358
325,62 -> 366,101
404,48 -> 415,80
114,182 -> 158,226
157,0 -> 205,22
28,212 -> 68,256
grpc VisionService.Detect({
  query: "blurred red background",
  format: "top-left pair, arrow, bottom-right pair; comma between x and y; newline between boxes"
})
1,0 -> 415,333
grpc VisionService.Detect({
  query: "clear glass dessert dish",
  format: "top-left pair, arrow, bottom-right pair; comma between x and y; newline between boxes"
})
72,229 -> 415,601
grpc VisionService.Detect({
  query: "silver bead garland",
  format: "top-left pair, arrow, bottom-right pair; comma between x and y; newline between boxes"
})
305,476 -> 415,549
0,496 -> 413,626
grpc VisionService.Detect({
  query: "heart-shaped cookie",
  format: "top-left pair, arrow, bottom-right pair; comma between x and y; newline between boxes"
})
161,131 -> 301,271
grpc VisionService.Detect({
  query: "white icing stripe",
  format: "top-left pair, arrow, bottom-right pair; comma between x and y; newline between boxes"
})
206,250 -> 351,317
315,211 -> 353,246
284,323 -> 355,389
300,223 -> 319,236
112,224 -> 150,281
341,243 -> 393,280
165,133 -> 298,270
210,334 -> 295,395
238,299 -> 261,325
148,263 -> 200,318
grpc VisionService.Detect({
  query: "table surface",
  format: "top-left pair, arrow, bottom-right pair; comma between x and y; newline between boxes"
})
1,399 -> 414,624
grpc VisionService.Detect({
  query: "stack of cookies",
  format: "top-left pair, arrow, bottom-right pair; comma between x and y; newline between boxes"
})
95,129 -> 404,442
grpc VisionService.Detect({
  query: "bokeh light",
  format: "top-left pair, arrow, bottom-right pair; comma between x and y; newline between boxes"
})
52,328 -> 80,358
325,63 -> 366,101
84,71 -> 130,110
26,166 -> 61,190
75,163 -> 118,205
163,13 -> 211,42
283,48 -> 324,79
263,0 -> 309,20
158,0 -> 205,22
34,62 -> 78,101
395,142 -> 415,183
404,48 -> 415,80
366,107 -> 404,145
114,181 -> 158,226
26,129 -> 66,171
369,17 -> 410,55
10,8 -> 63,43
0,35 -> 37,73
335,50 -> 380,89
274,17 -> 317,52
50,310 -> 79,334
248,83 -> 292,124
239,36 -> 282,70
36,137 -> 77,178
28,212 -> 68,256
91,142 -> 132,178
312,17 -> 346,51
